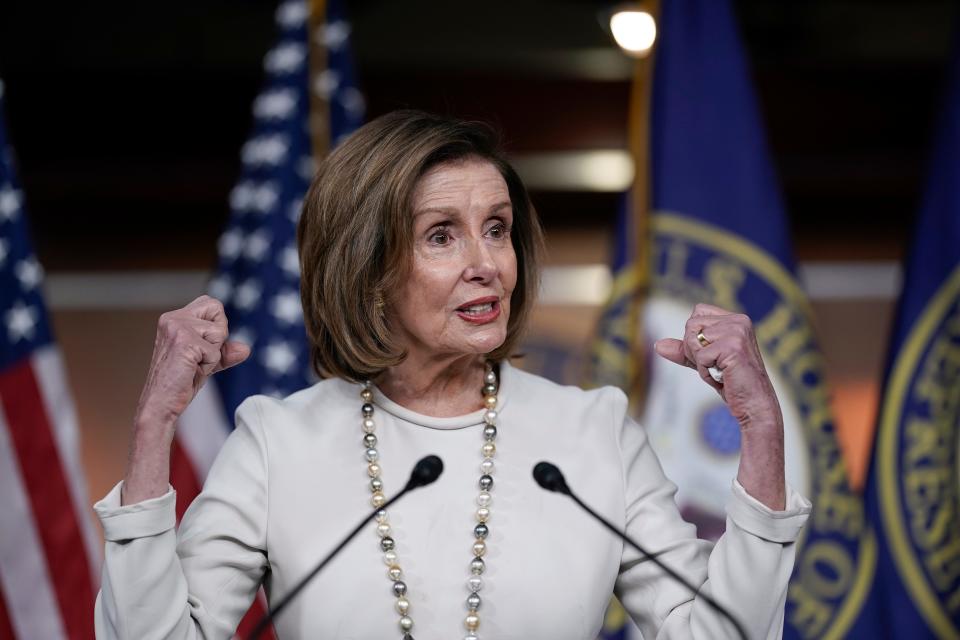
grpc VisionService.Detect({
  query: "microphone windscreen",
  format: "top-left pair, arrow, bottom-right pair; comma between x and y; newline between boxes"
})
409,455 -> 444,489
533,461 -> 568,493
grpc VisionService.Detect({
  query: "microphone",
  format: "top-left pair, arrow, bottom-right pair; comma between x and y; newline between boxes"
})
248,455 -> 444,639
533,461 -> 748,640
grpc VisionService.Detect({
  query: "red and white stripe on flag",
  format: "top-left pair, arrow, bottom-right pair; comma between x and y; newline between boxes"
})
0,346 -> 100,640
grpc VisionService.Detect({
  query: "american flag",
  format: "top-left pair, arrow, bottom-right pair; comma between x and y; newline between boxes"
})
172,0 -> 363,634
0,78 -> 100,639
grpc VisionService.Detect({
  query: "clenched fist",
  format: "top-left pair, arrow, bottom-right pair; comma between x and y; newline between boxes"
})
136,295 -> 250,427
653,303 -> 786,510
123,296 -> 250,505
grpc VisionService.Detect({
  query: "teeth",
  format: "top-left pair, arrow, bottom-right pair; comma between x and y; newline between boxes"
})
461,303 -> 494,314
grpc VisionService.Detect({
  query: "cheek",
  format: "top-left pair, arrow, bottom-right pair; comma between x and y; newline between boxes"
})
501,251 -> 519,294
404,262 -> 460,313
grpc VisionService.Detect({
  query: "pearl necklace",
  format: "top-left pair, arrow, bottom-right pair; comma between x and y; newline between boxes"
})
360,363 -> 499,640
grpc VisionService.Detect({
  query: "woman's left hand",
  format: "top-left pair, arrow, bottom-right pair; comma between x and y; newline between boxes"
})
653,303 -> 786,510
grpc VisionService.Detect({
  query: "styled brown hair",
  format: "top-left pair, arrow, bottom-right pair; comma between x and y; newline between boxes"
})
297,110 -> 544,382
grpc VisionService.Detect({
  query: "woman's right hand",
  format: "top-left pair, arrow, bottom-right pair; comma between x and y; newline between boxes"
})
122,295 -> 250,505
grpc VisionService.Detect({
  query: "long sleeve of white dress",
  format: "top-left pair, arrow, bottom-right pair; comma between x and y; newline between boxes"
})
610,386 -> 810,639
93,365 -> 811,639
94,399 -> 269,640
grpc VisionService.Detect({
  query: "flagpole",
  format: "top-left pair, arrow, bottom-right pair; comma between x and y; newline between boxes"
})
626,0 -> 660,411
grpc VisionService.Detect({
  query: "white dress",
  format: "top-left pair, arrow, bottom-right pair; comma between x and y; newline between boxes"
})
94,362 -> 810,639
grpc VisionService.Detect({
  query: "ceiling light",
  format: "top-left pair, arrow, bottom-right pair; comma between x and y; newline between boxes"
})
609,7 -> 657,57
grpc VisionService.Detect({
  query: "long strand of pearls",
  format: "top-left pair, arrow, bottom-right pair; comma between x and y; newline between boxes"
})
466,364 -> 499,640
359,363 -> 499,640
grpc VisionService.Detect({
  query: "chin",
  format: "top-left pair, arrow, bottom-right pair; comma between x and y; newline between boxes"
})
464,328 -> 508,355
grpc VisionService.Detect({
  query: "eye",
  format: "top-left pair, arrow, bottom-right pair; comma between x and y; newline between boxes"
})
428,227 -> 450,245
486,222 -> 509,239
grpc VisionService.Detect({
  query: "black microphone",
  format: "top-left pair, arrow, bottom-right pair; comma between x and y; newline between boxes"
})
533,461 -> 748,640
248,455 -> 444,639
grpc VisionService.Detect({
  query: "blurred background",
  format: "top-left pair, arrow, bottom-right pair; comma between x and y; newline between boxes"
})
1,0 -> 959,638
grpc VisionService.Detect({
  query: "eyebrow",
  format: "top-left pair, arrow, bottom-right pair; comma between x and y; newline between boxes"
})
413,202 -> 513,219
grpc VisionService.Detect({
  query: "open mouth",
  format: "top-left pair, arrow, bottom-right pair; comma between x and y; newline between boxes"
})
456,298 -> 501,323
459,301 -> 495,315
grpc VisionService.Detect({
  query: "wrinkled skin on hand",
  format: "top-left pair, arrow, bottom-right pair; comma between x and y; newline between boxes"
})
123,295 -> 250,505
653,303 -> 786,510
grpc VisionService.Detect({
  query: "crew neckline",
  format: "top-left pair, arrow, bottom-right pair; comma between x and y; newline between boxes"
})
367,361 -> 513,430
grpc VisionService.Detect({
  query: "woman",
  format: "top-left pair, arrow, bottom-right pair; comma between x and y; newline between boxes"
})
95,110 -> 810,639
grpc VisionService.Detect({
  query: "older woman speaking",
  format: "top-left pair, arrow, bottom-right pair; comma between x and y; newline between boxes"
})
94,111 -> 809,639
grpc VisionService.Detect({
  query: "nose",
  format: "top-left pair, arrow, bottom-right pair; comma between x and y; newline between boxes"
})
463,237 -> 498,284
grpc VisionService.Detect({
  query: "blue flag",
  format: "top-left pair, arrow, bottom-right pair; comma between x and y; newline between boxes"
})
593,0 -> 877,637
865,40 -> 960,639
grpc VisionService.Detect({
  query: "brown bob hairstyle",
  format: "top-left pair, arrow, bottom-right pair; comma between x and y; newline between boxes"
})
297,110 -> 545,382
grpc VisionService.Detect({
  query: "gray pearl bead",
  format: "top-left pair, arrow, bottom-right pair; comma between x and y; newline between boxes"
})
467,593 -> 481,610
470,557 -> 485,575
363,433 -> 377,448
483,424 -> 497,440
474,523 -> 489,539
479,474 -> 493,490
370,477 -> 383,492
365,447 -> 379,462
380,536 -> 395,552
483,383 -> 497,396
393,580 -> 407,596
362,402 -> 374,417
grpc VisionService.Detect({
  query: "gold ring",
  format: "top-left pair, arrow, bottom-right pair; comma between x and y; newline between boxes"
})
696,329 -> 710,347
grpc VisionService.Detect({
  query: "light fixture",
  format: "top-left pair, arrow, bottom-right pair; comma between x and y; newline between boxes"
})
609,5 -> 657,57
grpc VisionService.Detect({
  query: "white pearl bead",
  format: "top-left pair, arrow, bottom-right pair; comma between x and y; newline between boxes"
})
388,566 -> 402,581
399,615 -> 413,631
465,613 -> 480,630
465,635 -> 479,640
395,596 -> 410,614
480,458 -> 494,474
484,370 -> 497,384
476,507 -> 490,522
371,492 -> 386,508
476,492 -> 491,507
377,523 -> 391,537
483,409 -> 497,424
362,418 -> 376,433
481,442 -> 496,458
383,550 -> 398,565
473,540 -> 486,556
368,463 -> 381,477
468,576 -> 483,592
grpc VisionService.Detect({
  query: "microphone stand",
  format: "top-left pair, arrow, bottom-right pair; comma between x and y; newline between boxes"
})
533,462 -> 748,640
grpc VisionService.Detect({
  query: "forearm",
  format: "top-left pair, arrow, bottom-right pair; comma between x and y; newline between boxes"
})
122,415 -> 176,505
735,409 -> 786,511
